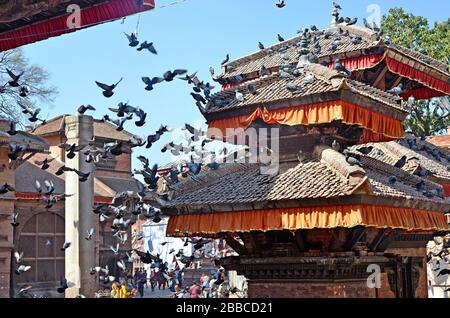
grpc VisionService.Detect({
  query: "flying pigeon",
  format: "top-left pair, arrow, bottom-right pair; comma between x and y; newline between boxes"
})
137,41 -> 157,54
95,78 -> 123,98
77,105 -> 96,115
124,32 -> 139,47
276,0 -> 285,8
6,68 -> 24,87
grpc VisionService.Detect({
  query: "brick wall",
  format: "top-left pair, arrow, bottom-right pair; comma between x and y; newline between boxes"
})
248,280 -> 378,298
385,247 -> 428,298
0,145 -> 15,298
0,271 -> 10,298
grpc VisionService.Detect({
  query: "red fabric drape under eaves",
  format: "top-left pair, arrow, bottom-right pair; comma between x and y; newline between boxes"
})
400,87 -> 448,101
385,56 -> 450,96
0,0 -> 155,52
326,53 -> 384,71
207,100 -> 405,143
443,184 -> 450,198
15,192 -> 113,204
221,54 -> 385,90
222,77 -> 253,91
166,204 -> 450,238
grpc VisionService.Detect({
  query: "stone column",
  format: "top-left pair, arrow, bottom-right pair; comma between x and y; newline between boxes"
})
64,115 -> 95,298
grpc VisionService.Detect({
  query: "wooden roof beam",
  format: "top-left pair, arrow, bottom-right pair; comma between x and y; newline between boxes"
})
388,75 -> 403,91
224,234 -> 248,255
294,229 -> 307,252
344,226 -> 366,251
373,65 -> 388,91
376,229 -> 402,252
368,228 -> 388,251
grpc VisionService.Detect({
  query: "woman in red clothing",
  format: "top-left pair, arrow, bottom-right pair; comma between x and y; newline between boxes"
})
188,281 -> 202,298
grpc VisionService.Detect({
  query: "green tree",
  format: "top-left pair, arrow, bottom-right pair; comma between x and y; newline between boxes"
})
0,48 -> 57,125
381,8 -> 450,136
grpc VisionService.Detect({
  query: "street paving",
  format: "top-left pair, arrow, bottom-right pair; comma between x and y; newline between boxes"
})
142,285 -> 173,298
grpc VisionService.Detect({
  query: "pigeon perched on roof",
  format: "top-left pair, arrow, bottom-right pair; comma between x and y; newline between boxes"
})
394,155 -> 407,169
221,54 -> 230,65
387,83 -> 404,95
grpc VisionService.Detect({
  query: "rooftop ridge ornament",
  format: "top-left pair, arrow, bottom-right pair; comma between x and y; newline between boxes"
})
303,63 -> 346,88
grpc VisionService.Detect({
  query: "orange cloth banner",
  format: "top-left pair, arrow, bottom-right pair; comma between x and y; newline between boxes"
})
167,205 -> 449,237
207,101 -> 404,141
359,130 -> 393,143
385,56 -> 450,96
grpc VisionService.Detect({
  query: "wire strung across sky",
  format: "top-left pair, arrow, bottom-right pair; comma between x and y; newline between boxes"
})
0,0 -> 189,42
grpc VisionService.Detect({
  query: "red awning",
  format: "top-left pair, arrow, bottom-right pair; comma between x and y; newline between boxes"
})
15,192 -> 113,204
0,0 -> 155,52
385,55 -> 450,96
326,53 -> 385,71
443,184 -> 450,198
401,86 -> 448,101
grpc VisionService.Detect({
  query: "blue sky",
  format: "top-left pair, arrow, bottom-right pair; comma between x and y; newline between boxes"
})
21,0 -> 450,167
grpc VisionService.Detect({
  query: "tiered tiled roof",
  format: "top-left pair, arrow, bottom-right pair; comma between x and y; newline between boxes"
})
206,64 -> 404,117
31,115 -> 133,141
167,161 -> 356,207
219,24 -> 450,81
14,151 -> 143,199
96,176 -> 142,193
361,156 -> 446,204
0,119 -> 49,152
429,129 -> 450,150
163,146 -> 450,213
388,43 -> 450,75
221,25 -> 382,79
15,161 -> 65,194
351,138 -> 450,182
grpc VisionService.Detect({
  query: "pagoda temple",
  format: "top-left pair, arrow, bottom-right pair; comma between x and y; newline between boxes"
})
160,19 -> 450,297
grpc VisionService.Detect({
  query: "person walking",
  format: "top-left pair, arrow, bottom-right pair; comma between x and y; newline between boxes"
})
176,269 -> 183,287
201,274 -> 210,298
120,281 -> 130,298
133,269 -> 140,289
110,282 -> 120,298
150,270 -> 156,292
137,271 -> 146,298
188,281 -> 202,298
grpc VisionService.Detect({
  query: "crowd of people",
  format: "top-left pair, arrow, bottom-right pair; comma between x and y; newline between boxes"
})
95,240 -> 248,299
172,267 -> 246,298
95,266 -> 246,298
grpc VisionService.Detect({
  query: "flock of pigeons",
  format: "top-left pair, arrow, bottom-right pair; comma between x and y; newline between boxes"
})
337,136 -> 446,200
202,0 -> 414,113
4,16 -> 237,298
191,1 -> 406,116
4,0 -> 450,297
427,235 -> 450,292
